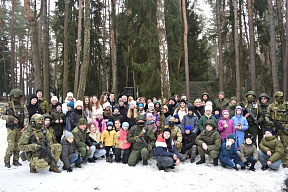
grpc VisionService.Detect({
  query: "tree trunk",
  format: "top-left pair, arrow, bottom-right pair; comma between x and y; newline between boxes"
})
43,0 -> 50,101
234,0 -> 241,100
111,0 -> 118,96
63,0 -> 69,100
182,0 -> 189,100
102,0 -> 107,92
216,0 -> 224,91
267,0 -> 279,92
77,0 -> 91,99
215,39 -> 219,77
19,40 -> 23,91
284,0 -> 288,99
247,0 -> 256,91
177,0 -> 182,75
74,0 -> 83,96
55,41 -> 58,99
157,0 -> 170,98
11,0 -> 15,88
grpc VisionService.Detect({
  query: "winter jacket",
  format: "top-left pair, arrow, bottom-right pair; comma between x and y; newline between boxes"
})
84,107 -> 93,124
181,132 -> 196,152
198,114 -> 218,132
91,105 -> 103,121
181,113 -> 199,134
226,104 -> 237,118
62,98 -> 76,115
65,110 -> 72,131
219,139 -> 238,162
259,135 -> 284,163
193,106 -> 205,119
100,128 -> 117,147
115,128 -> 131,150
118,105 -> 128,116
38,97 -> 49,114
174,107 -> 188,122
86,131 -> 101,149
213,98 -> 230,110
195,129 -> 221,152
111,113 -> 124,124
145,111 -> 159,127
87,131 -> 101,144
70,109 -> 85,131
164,112 -> 172,126
50,110 -> 66,137
49,103 -> 57,114
237,141 -> 258,163
168,104 -> 176,116
155,134 -> 181,159
213,114 -> 222,123
231,107 -> 249,148
93,118 -> 107,134
26,103 -> 44,122
125,109 -> 137,128
71,126 -> 88,149
60,137 -> 79,169
217,110 -> 235,141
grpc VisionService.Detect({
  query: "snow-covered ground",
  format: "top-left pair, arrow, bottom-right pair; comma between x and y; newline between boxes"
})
0,119 -> 287,192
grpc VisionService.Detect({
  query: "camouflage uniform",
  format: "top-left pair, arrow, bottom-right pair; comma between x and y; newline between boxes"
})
213,91 -> 230,110
0,89 -> 29,167
42,114 -> 58,144
258,93 -> 270,144
265,91 -> 288,167
164,117 -> 182,152
18,114 -> 62,173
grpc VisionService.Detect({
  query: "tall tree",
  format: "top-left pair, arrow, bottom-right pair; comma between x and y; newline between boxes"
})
234,0 -> 241,100
43,0 -> 49,101
77,0 -> 91,99
11,0 -> 15,88
267,0 -> 279,92
63,0 -> 69,100
102,0 -> 107,92
182,0 -> 189,100
285,0 -> 288,99
216,0 -> 224,91
111,0 -> 118,96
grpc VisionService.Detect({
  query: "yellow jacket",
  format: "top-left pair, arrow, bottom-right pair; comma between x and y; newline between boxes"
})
100,129 -> 116,146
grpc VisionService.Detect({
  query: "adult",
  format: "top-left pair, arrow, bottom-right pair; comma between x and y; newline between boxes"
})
108,92 -> 117,107
83,96 -> 93,123
1,89 -> 29,168
201,92 -> 210,103
26,94 -> 44,122
164,117 -> 182,152
213,91 -> 230,110
173,99 -> 188,122
175,94 -> 193,109
62,92 -> 76,114
36,89 -> 49,114
226,96 -> 237,118
91,95 -> 103,121
70,100 -> 85,131
181,106 -> 199,134
50,102 -> 66,142
258,93 -> 270,142
125,101 -> 138,128
167,97 -> 176,115
139,97 -> 148,111
118,98 -> 128,116
192,98 -> 205,119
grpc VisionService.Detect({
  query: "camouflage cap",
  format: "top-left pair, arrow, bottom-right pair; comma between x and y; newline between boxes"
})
169,117 -> 175,122
10,89 -> 23,96
274,91 -> 284,97
230,96 -> 237,101
31,114 -> 44,122
136,115 -> 146,122
205,119 -> 217,129
42,114 -> 52,120
78,118 -> 87,126
218,91 -> 225,95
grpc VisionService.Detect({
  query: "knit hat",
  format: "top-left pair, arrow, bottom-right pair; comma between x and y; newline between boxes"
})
67,101 -> 74,109
168,97 -> 176,102
205,105 -> 212,111
122,122 -> 129,128
163,105 -> 168,110
173,114 -> 180,119
129,101 -> 137,107
67,92 -> 74,98
245,133 -> 254,141
180,99 -> 186,104
64,131 -> 73,140
188,106 -> 194,112
185,125 -> 192,131
29,94 -> 38,101
223,111 -> 229,115
265,129 -> 275,136
113,105 -> 120,112
231,96 -> 237,101
119,98 -> 124,103
55,102 -> 62,108
36,89 -> 43,94
78,118 -> 87,126
74,100 -> 83,109
51,96 -> 58,102
219,91 -> 225,95
146,97 -> 152,101
138,103 -> 144,108
169,117 -> 175,122
107,121 -> 114,127
227,133 -> 236,141
205,119 -> 217,129
103,102 -> 111,109
148,102 -> 154,108
163,128 -> 171,135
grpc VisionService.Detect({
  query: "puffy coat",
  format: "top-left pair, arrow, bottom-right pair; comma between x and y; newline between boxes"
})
195,129 -> 221,152
237,141 -> 258,163
155,134 -> 181,159
100,128 -> 116,147
111,113 -> 124,124
38,97 -> 49,114
181,132 -> 196,152
71,126 -> 88,149
259,135 -> 284,163
181,113 -> 199,134
219,139 -> 238,162
231,107 -> 249,148
217,110 -> 235,141
70,109 -> 85,131
193,106 -> 205,119
60,138 -> 79,169
198,114 -> 218,132
115,128 -> 131,150
50,110 -> 66,137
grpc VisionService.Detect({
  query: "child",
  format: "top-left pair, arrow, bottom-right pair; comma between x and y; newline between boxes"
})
237,134 -> 258,171
173,99 -> 188,122
163,105 -> 171,126
181,125 -> 197,163
146,102 -> 159,127
114,122 -> 131,164
196,119 -> 221,166
103,102 -> 112,122
111,106 -> 124,124
198,105 -> 218,132
50,102 -> 66,143
60,131 -> 82,172
181,106 -> 199,134
217,110 -> 235,141
100,121 -> 117,163
83,96 -> 93,123
219,133 -> 240,170
65,101 -> 74,131
146,113 -> 157,133
70,100 -> 85,131
231,106 -> 249,148
213,107 -> 222,123
173,114 -> 182,129
137,103 -> 146,116
86,123 -> 106,162
50,96 -> 58,113
93,111 -> 107,134
114,119 -> 122,132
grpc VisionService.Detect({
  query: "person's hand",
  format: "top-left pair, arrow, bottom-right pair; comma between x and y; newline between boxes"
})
175,158 -> 180,166
244,161 -> 249,166
224,124 -> 228,128
35,144 -> 43,151
173,154 -> 178,160
86,146 -> 89,151
267,151 -> 272,156
124,140 -> 128,144
60,119 -> 63,123
67,167 -> 73,172
55,120 -> 59,123
244,113 -> 250,118
100,144 -> 104,148
202,143 -> 208,150
267,161 -> 272,166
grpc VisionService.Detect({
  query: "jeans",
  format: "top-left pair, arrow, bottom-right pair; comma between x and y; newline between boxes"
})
238,155 -> 254,167
69,154 -> 82,164
89,145 -> 106,158
258,150 -> 282,170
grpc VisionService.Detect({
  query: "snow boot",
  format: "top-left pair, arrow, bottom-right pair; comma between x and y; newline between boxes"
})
261,165 -> 269,171
156,163 -> 167,172
190,157 -> 195,163
49,165 -> 61,173
30,163 -> 37,173
241,166 -> 246,170
196,156 -> 205,165
249,161 -> 256,171
4,161 -> 11,168
88,158 -> 96,163
233,166 -> 239,171
106,158 -> 109,162
13,160 -> 22,167
62,165 -> 67,170
143,160 -> 148,166
212,158 -> 218,166
75,163 -> 82,168
109,158 -> 113,163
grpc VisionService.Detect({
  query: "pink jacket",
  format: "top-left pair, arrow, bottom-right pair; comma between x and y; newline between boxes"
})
93,118 -> 107,134
218,110 -> 235,141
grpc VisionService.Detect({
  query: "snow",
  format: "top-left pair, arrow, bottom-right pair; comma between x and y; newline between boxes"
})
0,118 -> 287,192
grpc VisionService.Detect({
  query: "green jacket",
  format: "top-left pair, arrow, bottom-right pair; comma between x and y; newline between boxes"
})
50,110 -> 66,137
195,129 -> 221,152
71,126 -> 88,149
259,135 -> 284,163
198,115 -> 218,132
237,141 -> 258,163
38,97 -> 49,114
213,98 -> 230,110
241,101 -> 262,126
265,101 -> 288,132
126,125 -> 156,151
1,101 -> 29,128
225,104 -> 237,118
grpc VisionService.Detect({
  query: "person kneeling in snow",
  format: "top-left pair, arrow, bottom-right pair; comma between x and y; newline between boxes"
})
237,134 -> 258,171
155,128 -> 182,171
181,125 -> 197,163
219,133 -> 240,170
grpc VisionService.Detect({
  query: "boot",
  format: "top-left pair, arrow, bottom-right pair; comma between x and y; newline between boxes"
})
261,165 -> 269,171
143,160 -> 148,166
4,161 -> 11,168
241,166 -> 246,170
75,163 -> 82,168
30,163 -> 37,173
88,158 -> 96,163
190,158 -> 195,163
13,160 -> 22,167
233,166 -> 239,171
196,156 -> 205,165
62,165 -> 67,170
106,158 -> 109,162
249,161 -> 256,171
49,165 -> 61,173
156,163 -> 167,172
212,158 -> 218,166
109,158 -> 113,163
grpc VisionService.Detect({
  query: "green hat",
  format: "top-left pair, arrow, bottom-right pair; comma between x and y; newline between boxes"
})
218,91 -> 225,95
245,91 -> 256,98
78,118 -> 87,126
10,89 -> 23,97
136,115 -> 146,122
42,114 -> 52,120
274,91 -> 284,97
259,93 -> 270,101
231,96 -> 237,101
31,114 -> 44,122
205,119 -> 217,129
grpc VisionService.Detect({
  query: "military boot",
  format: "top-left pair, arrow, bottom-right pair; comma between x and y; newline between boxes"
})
213,158 -> 218,166
143,160 -> 148,166
75,163 -> 82,168
4,161 -> 11,168
49,165 -> 61,173
196,156 -> 205,165
13,160 -> 22,167
30,164 -> 37,173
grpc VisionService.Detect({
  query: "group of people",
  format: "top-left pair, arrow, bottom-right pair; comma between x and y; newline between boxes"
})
1,88 -> 287,173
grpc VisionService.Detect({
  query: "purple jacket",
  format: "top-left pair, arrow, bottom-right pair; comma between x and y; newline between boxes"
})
217,110 -> 235,141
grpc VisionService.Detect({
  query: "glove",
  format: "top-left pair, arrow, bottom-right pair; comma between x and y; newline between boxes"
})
67,167 -> 73,172
244,161 -> 249,166
274,120 -> 284,133
8,116 -> 16,123
35,144 -> 43,151
134,137 -> 142,143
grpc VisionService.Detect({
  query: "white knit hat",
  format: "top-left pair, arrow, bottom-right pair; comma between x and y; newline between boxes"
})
74,100 -> 83,109
129,101 -> 137,107
67,92 -> 74,98
103,102 -> 111,109
205,105 -> 212,111
51,96 -> 58,102
206,101 -> 213,107
148,102 -> 154,108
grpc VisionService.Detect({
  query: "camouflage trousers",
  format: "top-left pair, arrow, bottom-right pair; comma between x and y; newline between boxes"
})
278,126 -> 288,167
77,147 -> 92,160
29,143 -> 62,170
174,141 -> 182,153
182,145 -> 197,160
197,146 -> 219,159
4,128 -> 22,163
128,148 -> 149,166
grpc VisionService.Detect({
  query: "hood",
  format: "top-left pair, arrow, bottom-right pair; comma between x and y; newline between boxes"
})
221,110 -> 230,120
234,106 -> 243,117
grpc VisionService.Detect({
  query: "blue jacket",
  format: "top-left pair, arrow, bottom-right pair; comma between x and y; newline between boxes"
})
219,139 -> 238,162
155,134 -> 181,159
231,107 -> 249,148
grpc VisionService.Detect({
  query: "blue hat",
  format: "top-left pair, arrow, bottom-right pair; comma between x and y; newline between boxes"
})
227,133 -> 236,141
138,103 -> 144,107
173,114 -> 179,119
122,122 -> 129,128
265,129 -> 275,136
107,121 -> 114,127
67,101 -> 74,109
113,106 -> 120,112
185,125 -> 191,131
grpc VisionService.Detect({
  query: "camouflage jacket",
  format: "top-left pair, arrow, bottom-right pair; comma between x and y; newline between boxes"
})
213,98 -> 230,110
71,126 -> 88,149
38,97 -> 49,114
165,125 -> 182,145
195,129 -> 221,151
265,101 -> 288,130
126,125 -> 156,150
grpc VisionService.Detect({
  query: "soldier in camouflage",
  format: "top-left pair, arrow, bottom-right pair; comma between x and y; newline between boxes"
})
164,117 -> 182,152
213,91 -> 230,110
42,114 -> 58,144
18,114 -> 62,173
258,93 -> 270,145
0,89 -> 29,168
265,91 -> 288,167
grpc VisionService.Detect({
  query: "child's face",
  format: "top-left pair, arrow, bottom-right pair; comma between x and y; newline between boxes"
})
265,131 -> 273,137
76,105 -> 82,110
85,98 -> 89,105
163,108 -> 168,113
105,106 -> 110,111
56,105 -> 62,111
115,121 -> 121,128
149,106 -> 154,111
147,115 -> 152,120
206,110 -> 211,116
67,137 -> 74,143
223,114 -> 229,119
31,98 -> 38,105
214,111 -> 219,115
45,119 -> 50,126
130,104 -> 135,109
236,109 -> 242,115
228,138 -> 235,144
51,100 -> 57,105
96,114 -> 102,119
92,97 -> 98,104
67,106 -> 72,111
206,125 -> 213,131
185,129 -> 190,134
123,126 -> 128,131
245,138 -> 252,145
67,96 -> 73,101
188,110 -> 193,115
114,108 -> 119,114
163,131 -> 170,139
180,102 -> 186,108
90,125 -> 96,133
107,125 -> 113,130
139,106 -> 143,111
155,103 -> 160,108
